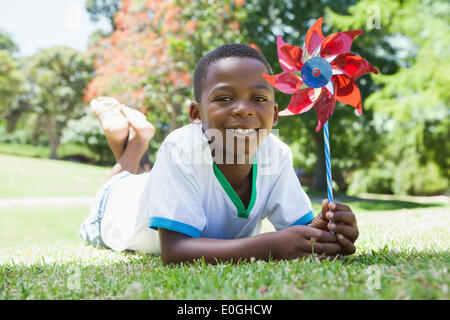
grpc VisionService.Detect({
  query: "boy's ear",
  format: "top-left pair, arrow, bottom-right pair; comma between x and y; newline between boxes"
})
272,102 -> 279,126
189,102 -> 202,122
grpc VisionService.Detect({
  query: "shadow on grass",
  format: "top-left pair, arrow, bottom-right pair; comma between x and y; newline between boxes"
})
305,188 -> 446,211
344,197 -> 444,211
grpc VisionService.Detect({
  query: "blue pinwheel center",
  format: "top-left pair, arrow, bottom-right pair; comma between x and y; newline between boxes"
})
301,57 -> 332,88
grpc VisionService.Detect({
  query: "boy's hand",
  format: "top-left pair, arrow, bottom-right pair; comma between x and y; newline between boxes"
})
273,225 -> 342,260
310,200 -> 359,255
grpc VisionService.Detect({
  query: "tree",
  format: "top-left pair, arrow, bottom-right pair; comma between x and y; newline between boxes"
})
86,0 -> 120,29
27,47 -> 93,159
0,50 -> 23,132
333,0 -> 449,194
0,31 -> 23,132
0,29 -> 19,54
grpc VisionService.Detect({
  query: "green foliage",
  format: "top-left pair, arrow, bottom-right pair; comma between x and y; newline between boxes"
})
342,0 -> 450,195
349,165 -> 394,195
85,0 -> 120,28
0,127 -> 28,144
173,0 -> 247,68
393,155 -> 448,196
61,112 -> 115,164
26,46 -> 93,158
0,29 -> 19,54
0,49 -> 23,131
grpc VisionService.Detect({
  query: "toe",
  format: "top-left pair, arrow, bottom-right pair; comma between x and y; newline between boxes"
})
90,97 -> 121,117
121,108 -> 154,141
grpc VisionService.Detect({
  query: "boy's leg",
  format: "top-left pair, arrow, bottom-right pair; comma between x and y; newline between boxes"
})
106,107 -> 155,180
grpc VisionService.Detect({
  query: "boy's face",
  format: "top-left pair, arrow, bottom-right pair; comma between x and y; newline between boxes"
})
190,57 -> 278,162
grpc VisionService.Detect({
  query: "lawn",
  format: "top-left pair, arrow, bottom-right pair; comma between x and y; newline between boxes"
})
0,153 -> 449,299
0,154 -> 110,197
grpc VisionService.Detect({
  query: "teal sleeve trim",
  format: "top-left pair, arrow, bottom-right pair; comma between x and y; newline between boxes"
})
290,210 -> 314,226
149,217 -> 202,238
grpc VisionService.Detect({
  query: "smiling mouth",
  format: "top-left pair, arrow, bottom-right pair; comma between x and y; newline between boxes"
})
228,128 -> 257,135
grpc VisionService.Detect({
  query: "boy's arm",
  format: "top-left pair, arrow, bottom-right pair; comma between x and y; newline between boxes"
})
159,225 -> 342,265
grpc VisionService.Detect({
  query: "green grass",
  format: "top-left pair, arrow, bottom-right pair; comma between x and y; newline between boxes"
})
0,205 -> 90,247
0,154 -> 449,299
0,154 -> 110,197
0,205 -> 448,299
0,142 -> 99,161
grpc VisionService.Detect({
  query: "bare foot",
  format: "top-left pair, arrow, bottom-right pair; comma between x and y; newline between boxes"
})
121,107 -> 155,145
104,108 -> 155,178
90,97 -> 130,160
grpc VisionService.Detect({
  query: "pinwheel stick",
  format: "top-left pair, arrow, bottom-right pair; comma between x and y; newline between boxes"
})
323,121 -> 335,233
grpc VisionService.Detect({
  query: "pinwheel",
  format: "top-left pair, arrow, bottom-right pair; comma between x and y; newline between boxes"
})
263,17 -> 378,214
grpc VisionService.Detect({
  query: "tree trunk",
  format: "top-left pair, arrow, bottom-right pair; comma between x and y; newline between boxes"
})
6,113 -> 20,133
46,116 -> 60,159
49,135 -> 60,159
313,132 -> 327,191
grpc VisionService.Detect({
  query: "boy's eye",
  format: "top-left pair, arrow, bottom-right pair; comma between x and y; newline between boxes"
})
253,96 -> 268,102
214,96 -> 233,102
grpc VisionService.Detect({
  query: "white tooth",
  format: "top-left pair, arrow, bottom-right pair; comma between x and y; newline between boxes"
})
232,128 -> 255,134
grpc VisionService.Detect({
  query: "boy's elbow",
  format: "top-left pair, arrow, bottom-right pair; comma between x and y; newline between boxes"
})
161,256 -> 172,266
158,228 -> 191,265
160,251 -> 180,265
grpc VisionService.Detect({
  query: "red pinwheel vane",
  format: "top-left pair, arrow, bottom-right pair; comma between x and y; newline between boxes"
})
263,17 -> 378,221
263,17 -> 379,132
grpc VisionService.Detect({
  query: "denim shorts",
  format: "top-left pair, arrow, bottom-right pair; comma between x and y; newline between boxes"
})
79,171 -> 131,248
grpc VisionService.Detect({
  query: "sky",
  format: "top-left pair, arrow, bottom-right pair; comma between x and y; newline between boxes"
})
0,0 -> 111,57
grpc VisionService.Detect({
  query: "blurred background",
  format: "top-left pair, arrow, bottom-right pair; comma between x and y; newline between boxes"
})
0,0 -> 448,197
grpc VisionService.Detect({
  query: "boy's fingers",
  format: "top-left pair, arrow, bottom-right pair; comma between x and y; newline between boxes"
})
336,234 -> 356,255
329,202 -> 351,212
306,228 -> 338,243
311,242 -> 342,255
321,199 -> 329,218
328,223 -> 359,242
326,211 -> 357,227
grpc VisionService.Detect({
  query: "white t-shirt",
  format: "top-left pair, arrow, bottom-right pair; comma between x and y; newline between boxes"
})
146,123 -> 314,239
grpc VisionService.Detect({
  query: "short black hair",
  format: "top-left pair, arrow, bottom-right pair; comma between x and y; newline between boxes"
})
193,43 -> 273,102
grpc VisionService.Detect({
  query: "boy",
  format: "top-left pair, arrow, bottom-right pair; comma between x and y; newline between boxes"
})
80,44 -> 359,264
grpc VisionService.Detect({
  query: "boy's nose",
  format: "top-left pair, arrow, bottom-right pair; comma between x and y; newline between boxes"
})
232,100 -> 254,117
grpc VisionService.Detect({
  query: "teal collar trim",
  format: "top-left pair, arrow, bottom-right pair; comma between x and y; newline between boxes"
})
213,160 -> 257,219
